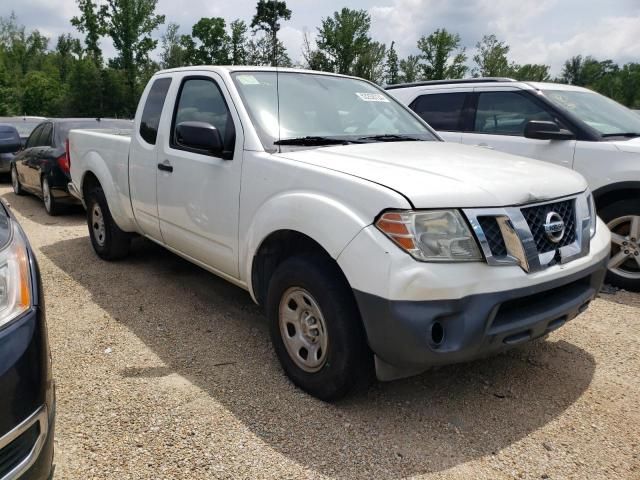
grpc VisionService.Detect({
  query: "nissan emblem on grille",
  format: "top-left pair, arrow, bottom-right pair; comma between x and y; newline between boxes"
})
544,211 -> 566,243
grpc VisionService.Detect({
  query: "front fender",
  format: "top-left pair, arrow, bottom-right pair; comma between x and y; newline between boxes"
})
240,191 -> 374,301
79,151 -> 137,232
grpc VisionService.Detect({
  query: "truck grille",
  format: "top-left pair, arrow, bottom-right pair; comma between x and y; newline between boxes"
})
477,216 -> 508,257
464,195 -> 588,273
520,199 -> 576,253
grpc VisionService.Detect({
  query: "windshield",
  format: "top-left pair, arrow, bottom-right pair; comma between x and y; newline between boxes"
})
231,71 -> 436,150
542,89 -> 640,136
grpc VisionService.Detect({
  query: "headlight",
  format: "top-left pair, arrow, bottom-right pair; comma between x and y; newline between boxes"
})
376,209 -> 482,261
587,192 -> 597,238
0,221 -> 31,329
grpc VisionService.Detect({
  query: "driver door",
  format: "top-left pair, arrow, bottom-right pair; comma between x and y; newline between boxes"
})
461,88 -> 577,169
156,72 -> 243,279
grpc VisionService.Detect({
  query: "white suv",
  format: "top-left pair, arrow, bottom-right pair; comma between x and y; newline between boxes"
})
388,78 -> 640,291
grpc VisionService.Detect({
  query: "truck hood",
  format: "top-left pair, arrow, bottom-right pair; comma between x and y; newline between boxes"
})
609,136 -> 640,154
277,141 -> 587,208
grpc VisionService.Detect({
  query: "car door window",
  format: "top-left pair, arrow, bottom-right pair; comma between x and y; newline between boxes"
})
411,93 -> 467,131
474,92 -> 554,136
171,77 -> 235,158
38,123 -> 53,147
25,125 -> 44,149
139,77 -> 172,145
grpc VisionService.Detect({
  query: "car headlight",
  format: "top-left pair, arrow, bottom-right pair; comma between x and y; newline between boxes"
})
587,192 -> 597,238
376,209 -> 483,261
0,221 -> 31,329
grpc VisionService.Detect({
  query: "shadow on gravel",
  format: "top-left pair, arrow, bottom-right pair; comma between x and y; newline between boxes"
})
2,191 -> 85,227
41,237 -> 596,478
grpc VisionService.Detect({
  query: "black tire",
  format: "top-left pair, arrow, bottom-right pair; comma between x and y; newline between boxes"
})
599,198 -> 640,292
11,165 -> 24,196
85,185 -> 131,260
42,177 -> 63,216
266,255 -> 373,401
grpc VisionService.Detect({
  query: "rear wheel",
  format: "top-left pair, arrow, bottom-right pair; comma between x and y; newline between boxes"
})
85,185 -> 131,260
11,165 -> 23,196
600,199 -> 640,292
42,177 -> 62,216
266,255 -> 372,401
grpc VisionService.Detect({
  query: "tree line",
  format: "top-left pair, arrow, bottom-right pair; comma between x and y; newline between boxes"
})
1,0 -> 638,119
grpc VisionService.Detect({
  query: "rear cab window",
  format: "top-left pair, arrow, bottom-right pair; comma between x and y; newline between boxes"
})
140,77 -> 172,145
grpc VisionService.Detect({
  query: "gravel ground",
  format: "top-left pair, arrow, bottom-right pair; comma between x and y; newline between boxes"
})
2,185 -> 639,480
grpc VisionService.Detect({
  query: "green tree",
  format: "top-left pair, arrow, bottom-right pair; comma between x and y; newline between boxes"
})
190,17 -> 229,65
385,41 -> 400,85
55,34 -> 82,82
512,63 -> 550,81
250,0 -> 291,66
417,28 -> 467,80
22,71 -> 62,116
66,57 -> 103,115
229,19 -> 248,65
353,41 -> 387,83
399,55 -> 421,83
246,35 -> 291,67
302,32 -> 331,71
160,23 -> 188,69
473,34 -> 512,77
616,63 -> 640,107
99,0 -> 165,109
71,0 -> 104,65
316,8 -> 371,75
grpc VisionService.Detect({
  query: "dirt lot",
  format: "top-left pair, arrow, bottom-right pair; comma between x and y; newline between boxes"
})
2,184 -> 639,479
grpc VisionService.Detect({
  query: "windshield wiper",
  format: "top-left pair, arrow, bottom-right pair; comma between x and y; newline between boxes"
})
601,132 -> 640,138
273,136 -> 356,146
358,134 -> 424,142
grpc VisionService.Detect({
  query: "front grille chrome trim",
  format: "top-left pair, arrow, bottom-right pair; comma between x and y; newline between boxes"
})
0,406 -> 48,480
464,193 -> 590,273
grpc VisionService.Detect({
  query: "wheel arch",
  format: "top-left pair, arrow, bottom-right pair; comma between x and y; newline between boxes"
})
592,181 -> 640,210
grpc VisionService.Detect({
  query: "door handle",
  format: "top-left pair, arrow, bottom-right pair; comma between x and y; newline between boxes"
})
157,161 -> 173,173
474,143 -> 495,150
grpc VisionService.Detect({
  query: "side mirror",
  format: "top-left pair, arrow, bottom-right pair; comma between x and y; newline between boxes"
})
175,121 -> 223,155
524,120 -> 574,141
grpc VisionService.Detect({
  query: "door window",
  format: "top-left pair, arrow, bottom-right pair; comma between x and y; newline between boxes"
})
171,77 -> 235,158
139,77 -> 172,145
25,125 -> 44,149
38,123 -> 53,147
474,92 -> 554,136
411,93 -> 467,131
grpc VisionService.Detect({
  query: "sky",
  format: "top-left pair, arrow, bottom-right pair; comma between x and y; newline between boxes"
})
5,0 -> 640,75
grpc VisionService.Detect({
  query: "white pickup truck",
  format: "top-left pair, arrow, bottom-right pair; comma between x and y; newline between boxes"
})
68,67 -> 610,400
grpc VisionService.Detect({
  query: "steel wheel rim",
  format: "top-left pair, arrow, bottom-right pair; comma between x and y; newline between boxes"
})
279,287 -> 329,373
42,179 -> 51,211
607,215 -> 640,279
91,204 -> 106,247
11,167 -> 18,193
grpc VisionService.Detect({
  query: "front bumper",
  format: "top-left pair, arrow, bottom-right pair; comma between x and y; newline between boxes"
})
354,256 -> 607,380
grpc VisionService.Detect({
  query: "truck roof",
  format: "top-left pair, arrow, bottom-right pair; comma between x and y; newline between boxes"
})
155,65 -> 355,79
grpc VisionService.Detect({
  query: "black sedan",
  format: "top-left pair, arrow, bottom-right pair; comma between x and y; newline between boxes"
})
0,198 -> 55,479
11,118 -> 132,215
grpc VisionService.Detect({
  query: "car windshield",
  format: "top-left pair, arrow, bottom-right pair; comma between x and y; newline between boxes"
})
542,89 -> 640,136
231,71 -> 436,150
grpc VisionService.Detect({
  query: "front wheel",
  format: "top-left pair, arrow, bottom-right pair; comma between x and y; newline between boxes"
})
85,185 -> 131,260
266,255 -> 372,401
11,165 -> 24,196
601,199 -> 640,292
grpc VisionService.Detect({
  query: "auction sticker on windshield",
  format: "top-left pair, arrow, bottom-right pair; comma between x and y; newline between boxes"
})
237,74 -> 260,85
356,92 -> 389,102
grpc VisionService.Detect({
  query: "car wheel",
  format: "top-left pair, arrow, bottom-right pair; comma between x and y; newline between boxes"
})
85,185 -> 131,260
42,177 -> 62,216
11,165 -> 24,196
600,199 -> 640,292
266,255 -> 373,400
